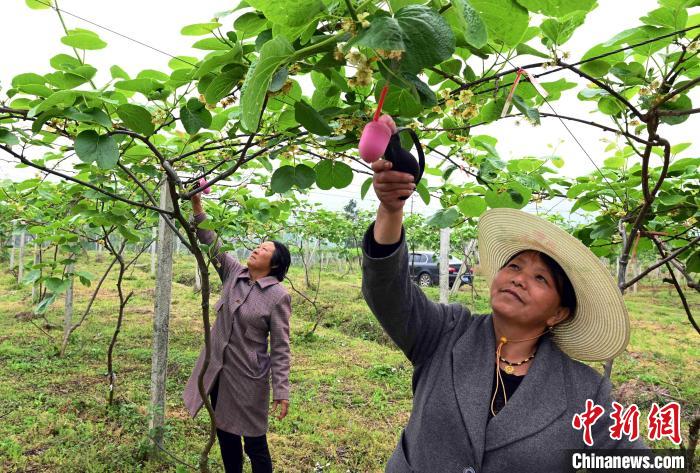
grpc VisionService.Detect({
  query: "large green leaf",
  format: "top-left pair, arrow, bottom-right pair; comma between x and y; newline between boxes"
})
234,13 -> 268,39
180,22 -> 222,36
377,83 -> 422,117
180,98 -> 212,134
240,36 -> 294,132
315,160 -> 353,189
452,0 -> 488,48
0,129 -> 19,146
457,195 -> 487,217
514,0 -> 597,17
26,0 -> 52,9
247,0 -> 324,40
74,130 -> 119,169
396,5 -> 456,74
469,0 -> 529,47
116,104 -> 155,135
65,107 -> 112,129
541,11 -> 586,46
271,164 -> 316,193
357,5 -> 455,73
427,207 -> 459,227
204,67 -> 245,104
61,28 -> 107,50
294,101 -> 332,136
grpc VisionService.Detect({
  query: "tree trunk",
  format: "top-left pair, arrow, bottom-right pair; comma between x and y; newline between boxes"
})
149,178 -> 175,450
194,263 -> 202,293
439,228 -> 450,304
17,230 -> 26,284
63,263 -> 74,353
31,243 -> 41,302
9,232 -> 15,270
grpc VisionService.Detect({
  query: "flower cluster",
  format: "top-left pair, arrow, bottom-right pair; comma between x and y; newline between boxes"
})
436,88 -> 480,121
376,49 -> 404,60
151,109 -> 168,126
336,116 -> 365,134
357,12 -> 371,29
345,48 -> 373,87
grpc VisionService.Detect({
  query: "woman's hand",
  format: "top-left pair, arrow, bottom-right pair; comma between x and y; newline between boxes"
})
372,159 -> 415,244
372,159 -> 416,213
271,399 -> 289,420
191,190 -> 204,216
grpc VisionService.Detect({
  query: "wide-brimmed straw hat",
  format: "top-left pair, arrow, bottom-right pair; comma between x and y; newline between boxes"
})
477,208 -> 630,362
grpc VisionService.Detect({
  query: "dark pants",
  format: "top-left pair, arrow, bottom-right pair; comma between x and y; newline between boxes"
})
210,378 -> 273,473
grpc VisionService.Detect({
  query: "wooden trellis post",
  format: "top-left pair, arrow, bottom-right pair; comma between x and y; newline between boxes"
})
149,178 -> 175,450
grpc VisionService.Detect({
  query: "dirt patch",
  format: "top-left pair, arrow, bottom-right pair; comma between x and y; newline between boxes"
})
613,378 -> 675,407
15,311 -> 37,321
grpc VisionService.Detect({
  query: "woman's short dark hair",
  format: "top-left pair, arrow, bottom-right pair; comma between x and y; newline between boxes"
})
269,241 -> 291,282
503,250 -> 577,320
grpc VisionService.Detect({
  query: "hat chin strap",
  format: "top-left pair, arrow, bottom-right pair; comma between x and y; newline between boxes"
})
490,326 -> 553,417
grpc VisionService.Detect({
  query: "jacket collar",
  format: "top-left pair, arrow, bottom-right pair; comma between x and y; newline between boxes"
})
239,268 -> 279,289
452,314 -> 567,469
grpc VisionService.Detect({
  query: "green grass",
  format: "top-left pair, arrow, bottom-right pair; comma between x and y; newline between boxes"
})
0,252 -> 697,472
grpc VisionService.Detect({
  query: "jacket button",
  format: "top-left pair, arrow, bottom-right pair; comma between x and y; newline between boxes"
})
463,468 -> 475,473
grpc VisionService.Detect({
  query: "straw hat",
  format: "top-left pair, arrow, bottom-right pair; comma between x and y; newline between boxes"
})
477,208 -> 630,362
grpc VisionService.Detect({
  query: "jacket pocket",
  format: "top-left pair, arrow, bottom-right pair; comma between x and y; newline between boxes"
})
387,431 -> 415,472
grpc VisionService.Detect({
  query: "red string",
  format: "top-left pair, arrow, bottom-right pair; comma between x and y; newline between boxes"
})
373,84 -> 389,121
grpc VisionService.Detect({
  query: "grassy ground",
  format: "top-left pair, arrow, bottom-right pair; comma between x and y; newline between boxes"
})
0,252 -> 697,472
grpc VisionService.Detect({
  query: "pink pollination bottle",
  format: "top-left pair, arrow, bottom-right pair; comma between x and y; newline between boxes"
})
359,84 -> 396,163
198,177 -> 212,194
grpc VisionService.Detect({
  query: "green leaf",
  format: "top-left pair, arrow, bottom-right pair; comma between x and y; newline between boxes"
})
315,160 -> 353,189
294,101 -> 332,136
598,96 -> 623,116
180,98 -> 212,134
61,29 -> 107,50
426,207 -> 459,228
192,38 -> 233,51
50,54 -> 82,71
469,0 -> 529,47
181,22 -> 222,36
659,94 -> 692,125
114,78 -> 160,95
110,65 -> 130,80
0,129 -> 19,146
360,177 -> 373,199
658,194 -> 686,206
511,95 -> 540,124
22,269 -> 42,285
205,67 -> 245,104
641,6 -> 687,30
246,0 -> 324,40
452,0 -> 488,48
458,195 -> 486,217
541,11 -> 586,46
416,181 -> 430,205
378,83 -> 422,117
234,12 -> 268,39
116,104 -> 155,135
609,61 -> 646,85
29,90 -> 78,117
271,164 -> 316,193
34,293 -> 57,315
240,36 -> 294,132
355,16 -> 406,51
26,0 -> 52,9
168,56 -> 199,70
12,73 -> 46,88
65,107 -> 112,129
686,250 -> 700,274
74,130 -> 119,169
514,0 -> 596,17
44,277 -> 70,294
395,5 -> 456,74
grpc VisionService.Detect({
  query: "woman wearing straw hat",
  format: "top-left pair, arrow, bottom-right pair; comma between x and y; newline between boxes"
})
363,160 -> 661,472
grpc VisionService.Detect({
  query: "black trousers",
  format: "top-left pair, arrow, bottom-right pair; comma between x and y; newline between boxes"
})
210,378 -> 273,473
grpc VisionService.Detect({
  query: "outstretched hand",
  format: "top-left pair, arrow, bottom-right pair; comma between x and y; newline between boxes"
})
371,159 -> 416,213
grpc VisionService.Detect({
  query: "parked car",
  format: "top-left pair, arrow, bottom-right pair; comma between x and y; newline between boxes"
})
407,251 -> 473,287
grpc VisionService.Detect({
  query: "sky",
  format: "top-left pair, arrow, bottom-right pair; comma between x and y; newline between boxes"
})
0,0 -> 697,220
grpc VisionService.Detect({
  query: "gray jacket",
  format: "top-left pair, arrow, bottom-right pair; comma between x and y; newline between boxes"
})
361,224 -> 656,473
